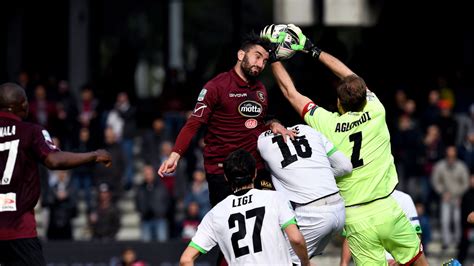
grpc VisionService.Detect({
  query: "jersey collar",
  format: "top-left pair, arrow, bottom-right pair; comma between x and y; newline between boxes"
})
234,188 -> 252,196
230,68 -> 258,89
0,111 -> 21,121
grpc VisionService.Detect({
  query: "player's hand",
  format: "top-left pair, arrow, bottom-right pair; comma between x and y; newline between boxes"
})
270,121 -> 296,142
158,152 -> 180,177
95,149 -> 112,167
286,24 -> 322,59
260,24 -> 288,63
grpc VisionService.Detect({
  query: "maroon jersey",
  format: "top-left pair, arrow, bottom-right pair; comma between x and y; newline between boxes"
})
0,112 -> 58,240
173,69 -> 269,174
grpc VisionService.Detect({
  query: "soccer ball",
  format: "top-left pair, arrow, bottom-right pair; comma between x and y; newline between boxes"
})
260,24 -> 297,60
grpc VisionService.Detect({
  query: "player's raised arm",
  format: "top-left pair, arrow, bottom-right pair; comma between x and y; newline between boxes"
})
318,52 -> 355,79
271,61 -> 313,117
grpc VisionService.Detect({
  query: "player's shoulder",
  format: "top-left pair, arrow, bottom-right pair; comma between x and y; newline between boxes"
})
392,190 -> 413,202
207,71 -> 232,87
255,189 -> 285,201
14,120 -> 44,135
364,89 -> 385,109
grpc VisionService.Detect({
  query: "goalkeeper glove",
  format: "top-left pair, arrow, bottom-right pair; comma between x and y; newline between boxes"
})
286,24 -> 322,59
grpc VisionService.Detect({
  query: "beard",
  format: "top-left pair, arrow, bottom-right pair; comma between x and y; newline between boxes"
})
240,54 -> 262,82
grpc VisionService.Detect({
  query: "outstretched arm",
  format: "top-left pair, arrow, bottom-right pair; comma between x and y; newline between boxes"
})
271,62 -> 313,117
318,52 -> 355,79
45,149 -> 112,169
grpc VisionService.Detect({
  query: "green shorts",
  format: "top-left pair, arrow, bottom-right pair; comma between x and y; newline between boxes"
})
344,196 -> 421,265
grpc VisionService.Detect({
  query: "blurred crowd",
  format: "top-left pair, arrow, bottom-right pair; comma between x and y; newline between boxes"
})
18,68 -> 473,257
386,77 -> 474,258
18,70 -> 210,244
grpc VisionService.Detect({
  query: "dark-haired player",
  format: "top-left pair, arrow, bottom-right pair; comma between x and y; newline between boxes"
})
158,32 -> 295,207
179,149 -> 309,266
0,82 -> 112,265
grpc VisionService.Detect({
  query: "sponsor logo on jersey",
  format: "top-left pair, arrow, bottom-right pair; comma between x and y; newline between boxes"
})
257,91 -> 265,102
42,130 -> 57,149
229,92 -> 247,98
192,102 -> 207,117
0,192 -> 17,212
334,111 -> 371,132
238,100 -> 262,117
245,119 -> 258,129
259,180 -> 273,189
197,88 -> 207,101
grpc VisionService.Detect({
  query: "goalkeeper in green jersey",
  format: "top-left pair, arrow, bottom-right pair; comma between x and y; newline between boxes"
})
262,24 -> 428,265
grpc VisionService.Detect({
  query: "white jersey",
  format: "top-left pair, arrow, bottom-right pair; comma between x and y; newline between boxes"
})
257,124 -> 339,204
386,190 -> 421,260
190,189 -> 296,265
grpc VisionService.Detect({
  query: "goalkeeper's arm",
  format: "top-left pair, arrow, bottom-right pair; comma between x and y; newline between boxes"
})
318,52 -> 355,80
271,62 -> 313,117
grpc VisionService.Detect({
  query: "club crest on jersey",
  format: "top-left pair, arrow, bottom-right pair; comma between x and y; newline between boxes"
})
238,100 -> 262,117
197,88 -> 207,101
257,91 -> 265,102
245,119 -> 258,129
192,102 -> 207,117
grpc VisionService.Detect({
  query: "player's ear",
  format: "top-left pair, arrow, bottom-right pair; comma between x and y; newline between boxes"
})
337,98 -> 345,115
237,50 -> 245,61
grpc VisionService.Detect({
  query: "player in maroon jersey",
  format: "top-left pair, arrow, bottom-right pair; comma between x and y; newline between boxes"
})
0,82 -> 112,265
158,33 -> 295,207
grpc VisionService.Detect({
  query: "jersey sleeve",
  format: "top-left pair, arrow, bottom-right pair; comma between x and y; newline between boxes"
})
31,126 -> 59,161
190,212 -> 217,253
172,82 -> 219,155
319,132 -> 337,156
275,192 -> 297,229
189,82 -> 219,123
303,106 -> 338,137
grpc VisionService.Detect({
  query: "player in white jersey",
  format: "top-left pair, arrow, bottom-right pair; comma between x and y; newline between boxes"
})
258,124 -> 352,264
340,189 -> 423,266
179,149 -> 310,266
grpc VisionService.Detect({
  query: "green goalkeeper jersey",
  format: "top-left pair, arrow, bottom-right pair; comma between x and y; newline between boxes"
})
304,90 -> 398,206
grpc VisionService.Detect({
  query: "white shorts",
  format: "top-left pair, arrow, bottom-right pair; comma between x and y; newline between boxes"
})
288,193 -> 346,265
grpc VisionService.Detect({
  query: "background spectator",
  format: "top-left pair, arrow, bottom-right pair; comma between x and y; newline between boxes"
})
432,146 -> 470,249
46,170 -> 77,240
106,91 -> 137,190
135,165 -> 170,242
89,183 -> 121,241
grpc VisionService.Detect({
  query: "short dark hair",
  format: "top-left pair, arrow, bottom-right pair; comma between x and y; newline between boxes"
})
224,149 -> 256,189
0,82 -> 26,110
336,75 -> 367,112
239,31 -> 272,53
